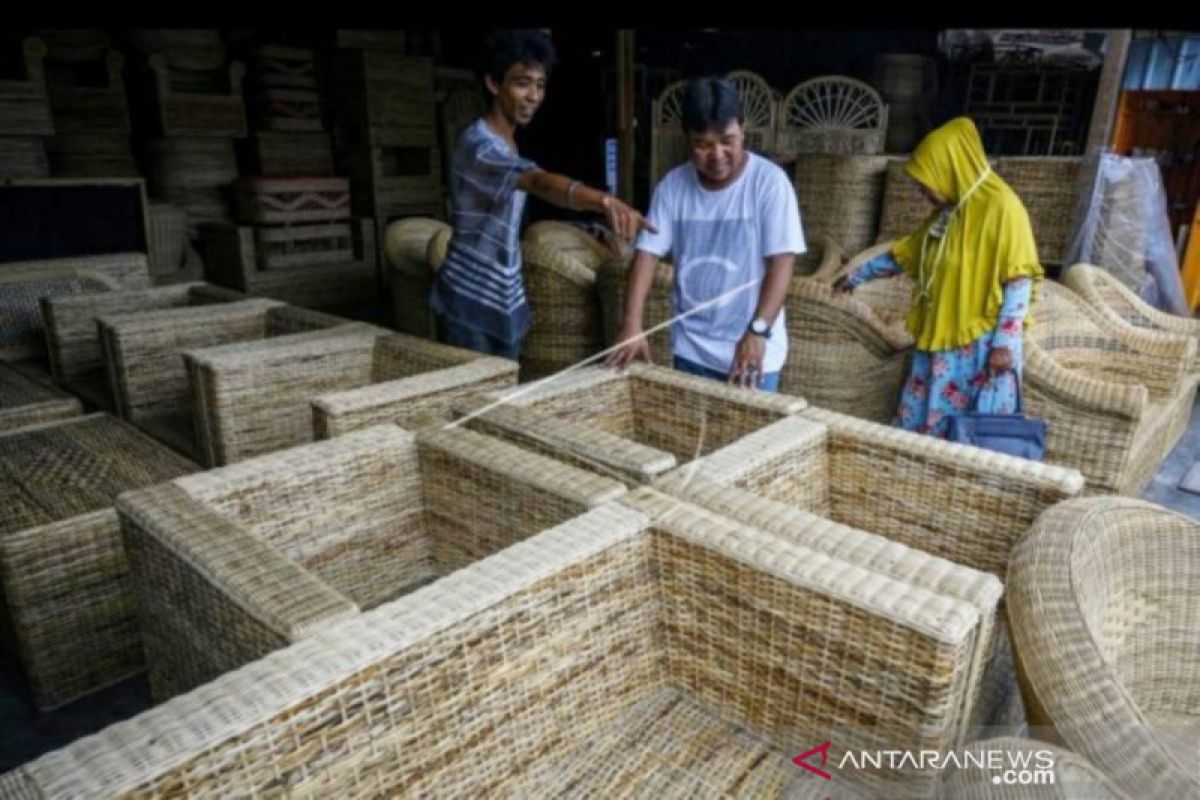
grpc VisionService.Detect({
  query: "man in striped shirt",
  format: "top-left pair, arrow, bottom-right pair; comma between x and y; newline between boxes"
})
430,29 -> 653,359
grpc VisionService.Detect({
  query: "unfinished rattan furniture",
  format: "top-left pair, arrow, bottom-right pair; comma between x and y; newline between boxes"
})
778,77 -> 888,156
0,256 -> 150,363
655,411 -> 1085,729
144,54 -> 247,138
118,423 -> 625,702
1025,281 -> 1199,494
145,201 -> 203,284
198,217 -> 376,308
992,157 -> 1082,266
782,275 -> 914,422
0,38 -> 53,139
1008,497 -> 1200,798
793,154 -> 890,255
41,282 -> 244,410
726,70 -> 777,153
1063,262 -> 1200,370
650,80 -> 688,189
5,486 -> 1003,798
596,235 -> 846,373
935,738 -> 1129,799
186,326 -> 517,465
96,299 -> 352,459
0,361 -> 81,431
455,363 -> 805,486
0,413 -> 196,711
385,216 -> 450,338
877,157 -> 935,242
519,221 -> 612,380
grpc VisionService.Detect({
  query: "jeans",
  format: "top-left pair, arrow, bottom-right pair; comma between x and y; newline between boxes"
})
436,315 -> 522,361
673,356 -> 780,392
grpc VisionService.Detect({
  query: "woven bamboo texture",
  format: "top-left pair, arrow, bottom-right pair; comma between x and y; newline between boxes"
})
655,411 -> 1085,729
332,51 -> 436,147
118,423 -> 625,702
41,282 -> 243,410
726,70 -> 777,153
146,55 -> 247,138
0,361 -> 81,432
878,157 -> 936,242
0,413 -> 196,710
311,335 -> 518,441
145,202 -> 202,284
252,223 -> 353,270
233,177 -> 351,225
241,131 -> 335,177
386,217 -> 450,338
199,218 -> 376,308
1063,262 -> 1200,374
794,154 -> 890,254
1007,497 -> 1200,798
0,38 -> 53,137
0,256 -> 149,362
97,299 -> 350,458
45,133 -> 137,179
187,324 -> 517,465
341,144 -> 443,217
457,363 -> 805,486
145,137 -> 238,227
1024,280 -> 1199,494
935,738 -> 1129,799
520,221 -> 613,380
781,275 -> 914,422
5,487 -> 1004,798
651,80 -> 689,189
993,157 -> 1083,266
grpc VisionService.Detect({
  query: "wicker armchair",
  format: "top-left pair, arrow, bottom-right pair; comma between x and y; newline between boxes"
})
455,363 -> 805,486
97,299 -> 354,459
1063,262 -> 1200,372
655,410 -> 1085,729
1025,281 -> 1199,494
781,276 -> 913,422
385,216 -> 450,338
185,326 -> 517,465
1008,497 -> 1200,798
7,488 -> 1000,799
520,221 -> 612,381
117,423 -> 625,702
0,414 -> 196,711
41,282 -> 243,409
0,361 -> 81,432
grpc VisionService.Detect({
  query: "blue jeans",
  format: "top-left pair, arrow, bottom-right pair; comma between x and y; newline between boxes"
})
436,315 -> 521,361
673,356 -> 780,392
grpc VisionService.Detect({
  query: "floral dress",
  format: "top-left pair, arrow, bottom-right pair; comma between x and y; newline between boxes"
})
848,253 -> 1033,437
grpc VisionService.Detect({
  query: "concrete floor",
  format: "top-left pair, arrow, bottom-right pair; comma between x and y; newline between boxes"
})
2,349 -> 1197,774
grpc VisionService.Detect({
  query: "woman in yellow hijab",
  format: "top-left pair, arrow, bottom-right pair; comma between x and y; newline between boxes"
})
834,117 -> 1044,436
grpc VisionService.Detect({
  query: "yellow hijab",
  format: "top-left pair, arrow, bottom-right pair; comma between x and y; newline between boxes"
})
892,117 -> 1043,351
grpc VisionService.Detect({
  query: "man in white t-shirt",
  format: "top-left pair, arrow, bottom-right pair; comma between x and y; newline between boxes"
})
606,77 -> 805,391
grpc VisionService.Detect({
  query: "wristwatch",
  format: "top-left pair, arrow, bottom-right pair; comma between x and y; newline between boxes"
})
748,317 -> 771,338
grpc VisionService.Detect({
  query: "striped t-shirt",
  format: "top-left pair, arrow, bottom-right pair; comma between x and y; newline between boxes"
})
429,118 -> 537,344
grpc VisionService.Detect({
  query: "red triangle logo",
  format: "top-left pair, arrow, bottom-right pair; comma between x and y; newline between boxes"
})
793,741 -> 833,780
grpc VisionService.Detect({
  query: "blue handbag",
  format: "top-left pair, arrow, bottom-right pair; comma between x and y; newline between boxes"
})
946,374 -> 1046,461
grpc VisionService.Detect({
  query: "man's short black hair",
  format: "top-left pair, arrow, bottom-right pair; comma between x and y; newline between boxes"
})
482,29 -> 557,93
681,77 -> 744,134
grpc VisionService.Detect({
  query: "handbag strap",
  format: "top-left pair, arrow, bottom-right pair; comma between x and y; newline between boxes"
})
971,369 -> 1023,414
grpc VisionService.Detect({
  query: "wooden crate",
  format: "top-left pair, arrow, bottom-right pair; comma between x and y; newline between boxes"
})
254,222 -> 354,270
240,131 -> 334,177
148,55 -> 247,138
333,50 -> 436,147
46,51 -> 130,133
0,38 -> 54,137
234,177 -> 351,225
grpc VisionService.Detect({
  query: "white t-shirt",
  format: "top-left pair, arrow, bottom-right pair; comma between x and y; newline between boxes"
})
635,153 -> 806,374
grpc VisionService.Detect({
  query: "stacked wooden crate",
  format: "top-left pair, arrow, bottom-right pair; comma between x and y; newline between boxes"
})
0,37 -> 53,179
